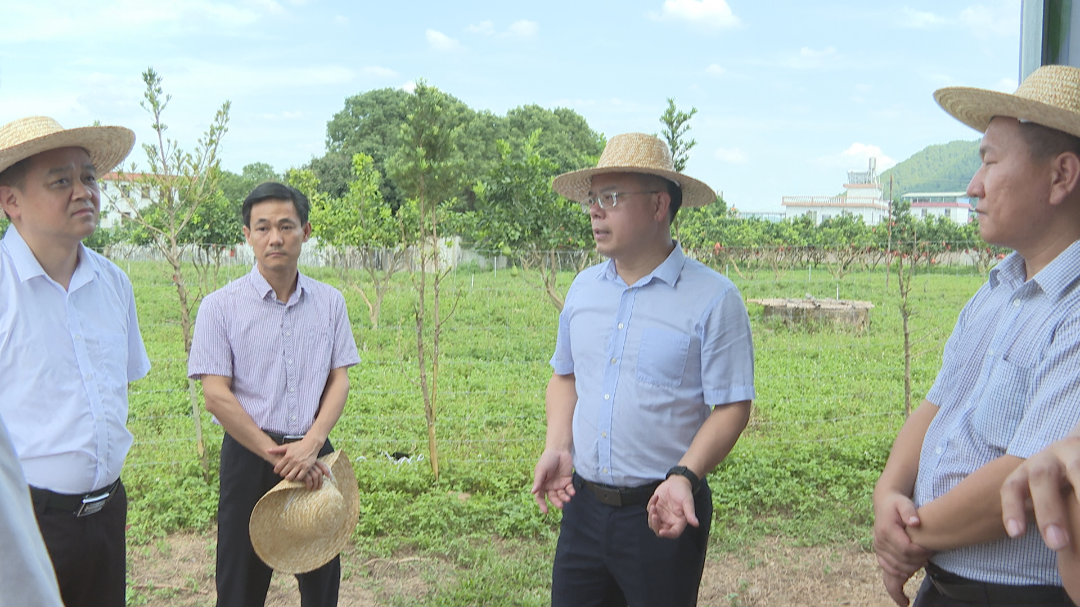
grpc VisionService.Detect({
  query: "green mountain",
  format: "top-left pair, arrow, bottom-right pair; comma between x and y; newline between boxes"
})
878,139 -> 980,198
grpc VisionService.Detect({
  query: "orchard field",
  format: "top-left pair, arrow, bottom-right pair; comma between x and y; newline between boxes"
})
119,254 -> 986,606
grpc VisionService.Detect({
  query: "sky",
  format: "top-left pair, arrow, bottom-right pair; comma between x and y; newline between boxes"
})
0,0 -> 1022,213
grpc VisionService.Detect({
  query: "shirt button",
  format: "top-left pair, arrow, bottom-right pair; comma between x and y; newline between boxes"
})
610,357 -> 617,364
618,323 -> 625,329
289,387 -> 296,393
604,394 -> 610,400
1013,300 -> 1021,307
935,447 -> 943,455
287,359 -> 294,365
602,467 -> 609,474
601,431 -> 607,438
84,373 -> 92,380
291,415 -> 297,421
284,330 -> 292,336
74,334 -> 82,340
988,349 -> 995,357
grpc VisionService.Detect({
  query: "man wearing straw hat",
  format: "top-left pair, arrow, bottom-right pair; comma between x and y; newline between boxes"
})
0,115 -> 150,607
532,132 -> 755,606
188,181 -> 360,607
873,64 -> 1080,607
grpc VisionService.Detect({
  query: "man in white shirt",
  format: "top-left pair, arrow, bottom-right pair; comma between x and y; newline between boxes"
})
0,116 -> 150,607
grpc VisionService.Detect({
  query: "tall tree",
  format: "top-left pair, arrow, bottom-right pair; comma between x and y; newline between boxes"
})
659,98 -> 698,172
113,67 -> 230,475
387,80 -> 465,482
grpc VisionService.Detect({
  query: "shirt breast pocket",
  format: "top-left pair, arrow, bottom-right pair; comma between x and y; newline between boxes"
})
93,333 -> 129,383
636,328 -> 692,388
970,356 -> 1031,451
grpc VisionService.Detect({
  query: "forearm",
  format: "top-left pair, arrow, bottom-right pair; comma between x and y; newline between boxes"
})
306,367 -> 350,445
544,373 -> 576,451
202,376 -> 278,464
874,401 -> 938,502
907,454 -> 1024,550
679,400 -> 751,478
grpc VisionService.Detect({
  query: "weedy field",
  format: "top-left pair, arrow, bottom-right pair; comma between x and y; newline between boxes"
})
117,256 -> 986,606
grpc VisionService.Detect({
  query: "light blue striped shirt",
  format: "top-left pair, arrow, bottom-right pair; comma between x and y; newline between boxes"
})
916,241 -> 1080,585
550,244 -> 755,488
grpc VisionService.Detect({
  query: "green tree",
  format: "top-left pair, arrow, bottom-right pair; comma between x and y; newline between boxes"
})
387,80 -> 466,482
113,67 -> 230,475
659,98 -> 698,173
471,131 -> 592,310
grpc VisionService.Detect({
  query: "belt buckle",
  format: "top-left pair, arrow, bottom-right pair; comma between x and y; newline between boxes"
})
283,434 -> 305,444
75,491 -> 110,517
591,485 -> 623,507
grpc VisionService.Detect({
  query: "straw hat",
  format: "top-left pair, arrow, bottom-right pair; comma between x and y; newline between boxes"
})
249,450 -> 359,574
0,116 -> 135,175
552,132 -> 717,208
935,64 -> 1080,138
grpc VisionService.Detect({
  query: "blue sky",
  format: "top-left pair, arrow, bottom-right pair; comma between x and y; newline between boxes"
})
0,0 -> 1021,212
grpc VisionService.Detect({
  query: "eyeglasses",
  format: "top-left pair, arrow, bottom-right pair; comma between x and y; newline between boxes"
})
579,190 -> 659,213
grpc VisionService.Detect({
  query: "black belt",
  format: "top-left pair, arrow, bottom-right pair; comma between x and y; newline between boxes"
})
264,430 -> 305,445
926,563 -> 1074,605
30,478 -> 121,517
573,472 -> 662,507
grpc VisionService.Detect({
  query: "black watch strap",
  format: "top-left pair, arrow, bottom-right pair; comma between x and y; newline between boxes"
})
666,466 -> 701,495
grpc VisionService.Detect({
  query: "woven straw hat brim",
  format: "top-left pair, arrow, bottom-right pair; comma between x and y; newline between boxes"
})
249,451 -> 360,574
934,65 -> 1080,139
552,165 -> 717,208
0,117 -> 135,175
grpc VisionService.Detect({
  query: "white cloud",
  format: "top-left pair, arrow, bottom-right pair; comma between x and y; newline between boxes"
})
426,29 -> 462,52
467,20 -> 496,35
959,1 -> 1021,39
651,0 -> 741,30
778,46 -> 841,69
245,0 -> 286,16
258,110 -> 304,120
401,81 -> 417,93
705,64 -> 725,76
334,15 -> 349,25
715,147 -> 747,164
361,66 -> 399,78
818,143 -> 896,171
505,20 -> 539,38
800,46 -> 836,59
899,7 -> 946,28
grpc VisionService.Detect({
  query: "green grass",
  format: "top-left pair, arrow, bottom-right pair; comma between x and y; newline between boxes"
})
116,256 -> 987,605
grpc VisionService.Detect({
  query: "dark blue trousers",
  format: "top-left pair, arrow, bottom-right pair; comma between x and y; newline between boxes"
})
216,433 -> 339,607
551,475 -> 712,607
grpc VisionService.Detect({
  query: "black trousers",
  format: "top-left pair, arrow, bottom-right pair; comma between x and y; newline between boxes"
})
913,570 -> 1076,606
551,476 -> 712,607
216,432 -> 339,607
32,480 -> 127,607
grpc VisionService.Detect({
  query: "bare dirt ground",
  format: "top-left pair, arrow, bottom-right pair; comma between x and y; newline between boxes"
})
128,531 -> 922,606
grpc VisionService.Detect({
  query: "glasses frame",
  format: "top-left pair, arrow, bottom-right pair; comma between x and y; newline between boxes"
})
579,190 -> 660,213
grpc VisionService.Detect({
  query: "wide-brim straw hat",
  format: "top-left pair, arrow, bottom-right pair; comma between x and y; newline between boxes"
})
0,116 -> 135,175
249,450 -> 359,574
552,132 -> 717,208
935,64 -> 1080,138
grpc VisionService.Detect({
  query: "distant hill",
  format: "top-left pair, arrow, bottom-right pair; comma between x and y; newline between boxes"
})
878,139 -> 980,198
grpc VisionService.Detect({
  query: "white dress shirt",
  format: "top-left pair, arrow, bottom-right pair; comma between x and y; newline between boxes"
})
0,225 -> 150,494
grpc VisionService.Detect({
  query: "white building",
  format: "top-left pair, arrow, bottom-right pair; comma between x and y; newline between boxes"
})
781,159 -> 889,225
98,172 -> 155,229
902,192 -> 974,224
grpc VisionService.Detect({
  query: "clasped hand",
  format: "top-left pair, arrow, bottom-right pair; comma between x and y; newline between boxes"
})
267,437 -> 330,490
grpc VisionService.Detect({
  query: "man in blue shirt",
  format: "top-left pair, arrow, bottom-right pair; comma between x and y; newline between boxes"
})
532,133 -> 755,606
874,65 -> 1080,606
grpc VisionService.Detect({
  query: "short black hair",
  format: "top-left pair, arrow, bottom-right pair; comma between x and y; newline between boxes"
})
242,182 -> 310,227
1015,120 -> 1080,161
0,157 -> 33,189
639,173 -> 682,223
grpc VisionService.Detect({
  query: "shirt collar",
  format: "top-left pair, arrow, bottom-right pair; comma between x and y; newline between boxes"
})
598,242 -> 687,288
246,263 -> 306,305
1027,239 -> 1080,299
2,223 -> 96,288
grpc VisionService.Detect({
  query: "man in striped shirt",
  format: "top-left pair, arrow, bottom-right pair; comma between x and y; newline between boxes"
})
188,182 -> 360,607
874,66 -> 1080,606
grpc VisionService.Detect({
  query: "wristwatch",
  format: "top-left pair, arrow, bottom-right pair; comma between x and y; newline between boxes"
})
666,466 -> 701,495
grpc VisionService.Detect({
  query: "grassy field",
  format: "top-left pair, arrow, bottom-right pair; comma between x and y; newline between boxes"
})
117,256 -> 988,605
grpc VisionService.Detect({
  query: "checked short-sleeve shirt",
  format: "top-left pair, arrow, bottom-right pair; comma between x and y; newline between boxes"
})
550,244 -> 755,488
916,242 -> 1080,585
187,265 -> 360,435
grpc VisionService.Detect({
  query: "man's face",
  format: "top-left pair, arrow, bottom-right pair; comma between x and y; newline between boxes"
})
242,198 -> 310,272
967,117 -> 1055,251
0,147 -> 99,244
586,173 -> 665,260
